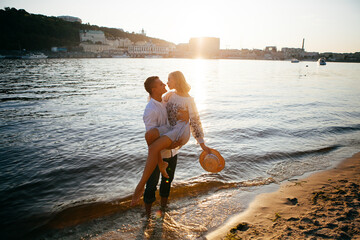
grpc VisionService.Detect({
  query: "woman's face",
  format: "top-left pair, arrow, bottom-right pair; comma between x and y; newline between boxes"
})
167,74 -> 176,90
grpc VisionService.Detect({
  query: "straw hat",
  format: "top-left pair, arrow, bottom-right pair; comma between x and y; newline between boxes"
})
199,149 -> 225,173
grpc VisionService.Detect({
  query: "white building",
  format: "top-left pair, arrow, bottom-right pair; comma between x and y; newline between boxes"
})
106,38 -> 133,48
80,30 -> 106,44
79,30 -> 134,53
80,43 -> 114,53
128,41 -> 175,56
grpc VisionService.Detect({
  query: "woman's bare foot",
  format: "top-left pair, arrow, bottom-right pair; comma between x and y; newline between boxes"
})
131,184 -> 145,206
159,161 -> 169,178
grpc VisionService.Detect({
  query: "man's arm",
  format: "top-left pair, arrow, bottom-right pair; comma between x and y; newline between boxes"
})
177,109 -> 189,123
165,109 -> 190,149
143,108 -> 168,133
143,107 -> 188,150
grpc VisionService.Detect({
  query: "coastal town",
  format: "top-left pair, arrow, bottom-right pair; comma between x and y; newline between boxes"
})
1,13 -> 360,62
74,27 -> 360,62
29,27 -> 360,62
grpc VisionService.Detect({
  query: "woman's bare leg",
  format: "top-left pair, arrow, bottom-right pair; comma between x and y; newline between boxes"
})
145,129 -> 169,178
145,128 -> 159,146
131,135 -> 172,206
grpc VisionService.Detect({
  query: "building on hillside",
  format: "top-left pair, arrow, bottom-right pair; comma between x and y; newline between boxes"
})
265,46 -> 277,53
106,38 -> 133,48
173,43 -> 191,58
118,38 -> 133,48
303,51 -> 319,60
79,30 -> 106,44
79,30 -> 134,54
188,37 -> 220,58
79,43 -> 114,53
281,47 -> 305,59
58,16 -> 82,23
219,49 -> 242,58
128,41 -> 175,57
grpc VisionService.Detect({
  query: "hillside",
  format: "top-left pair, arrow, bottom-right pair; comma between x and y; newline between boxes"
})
0,7 -> 173,51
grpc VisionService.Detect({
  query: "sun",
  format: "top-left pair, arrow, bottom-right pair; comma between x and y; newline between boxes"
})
171,3 -> 224,43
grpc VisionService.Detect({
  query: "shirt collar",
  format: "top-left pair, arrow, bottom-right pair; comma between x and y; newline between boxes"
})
150,97 -> 163,106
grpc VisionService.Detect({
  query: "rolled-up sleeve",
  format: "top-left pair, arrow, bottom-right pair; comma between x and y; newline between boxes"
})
143,108 -> 157,131
143,107 -> 168,134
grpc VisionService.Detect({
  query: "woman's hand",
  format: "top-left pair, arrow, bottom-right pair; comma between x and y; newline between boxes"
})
200,143 -> 211,154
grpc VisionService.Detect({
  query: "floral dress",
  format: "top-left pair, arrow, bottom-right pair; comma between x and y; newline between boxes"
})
157,91 -> 204,148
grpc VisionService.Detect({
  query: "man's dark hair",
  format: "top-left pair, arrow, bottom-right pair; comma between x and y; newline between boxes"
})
144,76 -> 159,94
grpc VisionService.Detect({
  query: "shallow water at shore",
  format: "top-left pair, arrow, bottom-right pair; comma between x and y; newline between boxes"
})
0,58 -> 360,239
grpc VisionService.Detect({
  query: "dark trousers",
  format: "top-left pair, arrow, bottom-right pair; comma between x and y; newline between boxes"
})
143,154 -> 177,204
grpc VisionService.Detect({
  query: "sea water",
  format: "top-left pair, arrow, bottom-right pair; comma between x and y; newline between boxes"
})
0,58 -> 359,239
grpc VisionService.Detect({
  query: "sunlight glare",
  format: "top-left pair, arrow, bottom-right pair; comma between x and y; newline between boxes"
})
189,59 -> 208,112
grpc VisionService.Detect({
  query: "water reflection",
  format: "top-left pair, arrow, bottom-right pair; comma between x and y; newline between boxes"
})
188,59 -> 209,112
0,59 -> 360,239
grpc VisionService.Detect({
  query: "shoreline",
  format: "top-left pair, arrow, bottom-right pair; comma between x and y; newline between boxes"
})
1,51 -> 360,63
206,152 -> 360,240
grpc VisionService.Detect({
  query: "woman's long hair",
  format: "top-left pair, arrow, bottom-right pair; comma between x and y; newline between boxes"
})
170,71 -> 191,93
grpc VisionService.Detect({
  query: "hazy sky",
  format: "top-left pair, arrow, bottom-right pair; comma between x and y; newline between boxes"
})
2,0 -> 360,53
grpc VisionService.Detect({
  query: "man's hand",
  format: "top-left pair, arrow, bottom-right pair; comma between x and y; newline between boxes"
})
167,140 -> 182,150
177,109 -> 189,122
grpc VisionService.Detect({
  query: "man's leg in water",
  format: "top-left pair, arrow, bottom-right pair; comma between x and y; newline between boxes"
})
133,130 -> 171,208
143,129 -> 178,216
143,163 -> 160,218
143,156 -> 177,217
143,129 -> 162,217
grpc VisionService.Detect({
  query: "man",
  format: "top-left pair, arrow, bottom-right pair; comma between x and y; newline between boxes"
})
142,76 -> 187,217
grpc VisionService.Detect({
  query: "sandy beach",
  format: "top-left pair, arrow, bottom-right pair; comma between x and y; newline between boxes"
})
206,152 -> 360,240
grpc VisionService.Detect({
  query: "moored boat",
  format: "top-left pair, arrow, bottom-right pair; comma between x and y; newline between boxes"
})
317,57 -> 326,65
145,55 -> 162,58
112,54 -> 130,58
22,53 -> 48,59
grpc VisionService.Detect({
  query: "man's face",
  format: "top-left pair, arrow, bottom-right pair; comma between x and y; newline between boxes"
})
152,78 -> 167,95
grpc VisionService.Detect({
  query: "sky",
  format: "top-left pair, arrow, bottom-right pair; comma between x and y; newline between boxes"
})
1,0 -> 360,53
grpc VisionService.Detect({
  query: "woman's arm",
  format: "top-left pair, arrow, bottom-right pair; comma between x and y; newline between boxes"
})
188,97 -> 207,146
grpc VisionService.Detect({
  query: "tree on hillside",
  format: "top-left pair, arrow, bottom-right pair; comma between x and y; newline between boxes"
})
0,7 -> 80,50
0,7 -> 173,51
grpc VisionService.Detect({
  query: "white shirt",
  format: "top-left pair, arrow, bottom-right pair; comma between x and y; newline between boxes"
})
143,98 -> 178,158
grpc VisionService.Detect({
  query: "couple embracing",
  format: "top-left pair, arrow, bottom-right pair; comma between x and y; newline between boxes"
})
131,71 -> 212,217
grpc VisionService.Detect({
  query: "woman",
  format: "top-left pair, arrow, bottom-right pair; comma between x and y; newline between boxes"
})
131,71 -> 210,206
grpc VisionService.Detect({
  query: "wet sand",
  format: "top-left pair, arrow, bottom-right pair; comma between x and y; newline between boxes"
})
206,152 -> 360,240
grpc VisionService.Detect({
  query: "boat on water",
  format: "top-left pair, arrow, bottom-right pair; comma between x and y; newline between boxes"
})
145,55 -> 162,58
291,58 -> 299,63
317,57 -> 326,65
112,54 -> 130,58
22,53 -> 48,59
